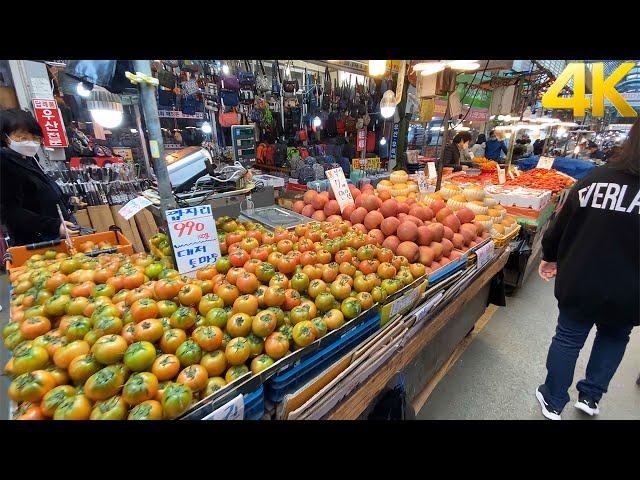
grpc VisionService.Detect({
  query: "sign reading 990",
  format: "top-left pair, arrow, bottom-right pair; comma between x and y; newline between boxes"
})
542,62 -> 638,117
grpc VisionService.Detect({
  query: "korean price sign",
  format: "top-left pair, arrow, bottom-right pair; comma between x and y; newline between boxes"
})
496,165 -> 506,184
325,167 -> 355,213
166,205 -> 221,276
32,99 -> 68,148
427,161 -> 437,179
118,196 -> 152,220
356,128 -> 366,152
536,156 -> 555,170
475,240 -> 495,269
202,394 -> 244,421
416,171 -> 428,193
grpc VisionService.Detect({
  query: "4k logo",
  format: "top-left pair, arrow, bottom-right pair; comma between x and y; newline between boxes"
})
542,62 -> 637,117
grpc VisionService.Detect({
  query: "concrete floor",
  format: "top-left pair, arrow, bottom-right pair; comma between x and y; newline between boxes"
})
417,274 -> 640,420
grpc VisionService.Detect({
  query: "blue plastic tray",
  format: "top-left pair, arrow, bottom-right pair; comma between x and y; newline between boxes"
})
428,254 -> 468,285
243,385 -> 264,420
266,312 -> 381,403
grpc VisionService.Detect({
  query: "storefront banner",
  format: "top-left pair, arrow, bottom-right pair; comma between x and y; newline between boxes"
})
356,129 -> 366,151
166,205 -> 221,276
32,99 -> 68,148
390,123 -> 399,161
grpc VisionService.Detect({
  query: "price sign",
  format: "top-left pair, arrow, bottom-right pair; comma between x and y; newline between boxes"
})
416,171 -> 428,193
118,196 -> 152,220
326,167 -> 355,212
202,394 -> 244,421
166,205 -> 221,276
536,156 -> 555,169
427,161 -> 437,179
356,128 -> 366,152
390,284 -> 422,317
508,170 -> 515,180
514,168 -> 522,177
475,240 -> 495,268
496,165 -> 506,184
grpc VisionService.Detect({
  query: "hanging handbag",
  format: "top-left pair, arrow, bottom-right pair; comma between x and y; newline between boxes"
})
220,89 -> 240,107
157,67 -> 177,89
219,108 -> 239,128
181,79 -> 199,96
336,117 -> 346,136
219,75 -> 240,91
256,60 -> 270,93
366,130 -> 376,153
157,89 -> 176,108
272,60 -> 281,97
238,60 -> 256,88
284,96 -> 299,109
321,67 -> 332,111
239,89 -> 255,105
298,129 -> 308,142
250,107 -> 262,123
344,115 -> 357,134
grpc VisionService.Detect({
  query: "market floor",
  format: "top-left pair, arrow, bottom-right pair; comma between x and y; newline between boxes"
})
416,274 -> 640,420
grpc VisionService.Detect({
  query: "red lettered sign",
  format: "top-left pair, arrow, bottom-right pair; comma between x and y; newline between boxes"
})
32,99 -> 68,148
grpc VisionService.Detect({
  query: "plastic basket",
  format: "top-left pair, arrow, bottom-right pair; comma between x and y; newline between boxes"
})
492,224 -> 522,249
265,311 -> 381,403
243,385 -> 265,420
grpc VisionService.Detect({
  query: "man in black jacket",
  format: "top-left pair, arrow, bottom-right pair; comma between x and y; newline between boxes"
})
1,108 -> 79,246
535,119 -> 639,420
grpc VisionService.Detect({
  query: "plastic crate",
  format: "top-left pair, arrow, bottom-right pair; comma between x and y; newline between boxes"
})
243,385 -> 265,420
266,311 -> 381,403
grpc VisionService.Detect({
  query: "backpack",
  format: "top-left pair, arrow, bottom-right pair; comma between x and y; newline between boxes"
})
336,117 -> 346,136
298,147 -> 309,159
265,144 -> 276,165
256,143 -> 267,162
366,131 -> 376,153
325,112 -> 338,137
274,142 -> 288,167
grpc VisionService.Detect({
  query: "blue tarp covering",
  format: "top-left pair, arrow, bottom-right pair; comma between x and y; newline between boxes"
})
516,156 -> 596,180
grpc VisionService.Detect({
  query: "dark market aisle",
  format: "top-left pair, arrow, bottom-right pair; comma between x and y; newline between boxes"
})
417,274 -> 640,420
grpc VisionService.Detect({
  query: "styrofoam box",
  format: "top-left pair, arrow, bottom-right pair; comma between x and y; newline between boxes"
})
485,185 -> 552,210
252,174 -> 285,188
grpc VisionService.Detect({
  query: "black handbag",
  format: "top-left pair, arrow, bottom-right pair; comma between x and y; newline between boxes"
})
272,60 -> 281,97
156,68 -> 177,89
158,89 -> 176,108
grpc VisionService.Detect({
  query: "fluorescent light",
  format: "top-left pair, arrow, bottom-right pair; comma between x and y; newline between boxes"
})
447,60 -> 480,70
87,89 -> 124,128
76,82 -> 93,97
130,129 -> 138,133
414,61 -> 446,76
90,109 -> 123,128
313,116 -> 322,128
222,63 -> 230,75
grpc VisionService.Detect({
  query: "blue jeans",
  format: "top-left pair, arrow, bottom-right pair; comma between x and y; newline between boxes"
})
541,310 -> 634,412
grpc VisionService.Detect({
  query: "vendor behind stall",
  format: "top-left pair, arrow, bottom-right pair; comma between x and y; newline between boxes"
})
485,130 -> 508,160
442,132 -> 473,171
1,108 -> 79,245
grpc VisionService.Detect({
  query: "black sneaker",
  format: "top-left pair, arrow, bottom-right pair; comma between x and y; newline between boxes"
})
536,386 -> 562,420
574,393 -> 600,416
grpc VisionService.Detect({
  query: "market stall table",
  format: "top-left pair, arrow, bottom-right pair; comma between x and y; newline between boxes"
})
320,247 -> 510,420
517,156 -> 595,180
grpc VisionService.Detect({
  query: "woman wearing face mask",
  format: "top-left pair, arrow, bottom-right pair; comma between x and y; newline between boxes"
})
1,108 -> 79,246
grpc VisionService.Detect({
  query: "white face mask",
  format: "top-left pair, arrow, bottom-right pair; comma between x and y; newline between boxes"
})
8,139 -> 40,157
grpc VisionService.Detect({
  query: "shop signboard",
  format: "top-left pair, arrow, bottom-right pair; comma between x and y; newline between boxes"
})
32,99 -> 68,148
112,147 -> 133,163
356,128 -> 366,152
165,205 -> 221,276
390,123 -> 399,161
326,167 -> 354,212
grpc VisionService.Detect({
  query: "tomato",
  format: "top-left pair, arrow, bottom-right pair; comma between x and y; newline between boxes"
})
265,332 -> 290,359
330,276 -> 353,300
195,265 -> 216,281
356,291 -> 374,310
191,325 -> 223,352
222,312 -> 249,339
151,353 -> 180,381
228,249 -> 250,269
204,308 -> 228,329
154,279 -> 183,301
285,272 -> 308,293
88,395 -> 127,420
42,385 -> 76,417
300,264 -> 321,281
313,291 -> 334,313
51,393 -> 91,420
239,237 -> 260,253
279,323 -> 294,341
143,262 -> 163,280
215,256 -> 232,274
217,283 -> 240,307
121,270 -> 145,290
158,268 -> 180,280
18,316 -> 51,340
204,377 -> 227,397
305,279 -> 326,299
52,340 -> 90,369
66,353 -> 101,386
124,341 -> 157,372
323,309 -> 344,330
267,251 -> 283,266
250,310 -> 276,338
225,365 -> 249,383
262,231 -> 276,244
59,258 -> 81,275
128,399 -> 163,420
168,306 -> 196,330
178,284 -> 202,307
84,365 -> 126,401
121,322 -> 136,344
247,333 -> 264,357
134,318 -> 164,343
233,273 -> 257,296
175,339 -> 202,368
12,344 -> 49,376
224,337 -> 250,366
91,283 -> 116,299
44,272 -> 68,292
177,364 -> 208,392
292,321 -> 317,347
122,371 -> 159,406
199,350 -> 227,377
340,297 -> 361,319
130,298 -> 158,323
370,286 -> 387,303
153,299 -> 177,319
281,289 -> 301,311
42,294 -> 70,317
290,304 -> 312,325
161,382 -> 193,419
64,316 -> 91,341
353,275 -> 374,293
64,297 -> 89,317
250,246 -> 271,262
262,287 -> 284,308
41,364 -> 68,387
8,370 -> 57,403
381,278 -> 402,295
3,321 -> 21,341
93,316 -> 124,338
396,268 -> 414,286
90,303 -> 119,325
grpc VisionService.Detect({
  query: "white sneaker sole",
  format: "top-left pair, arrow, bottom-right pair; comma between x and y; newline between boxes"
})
536,388 -> 561,420
574,401 -> 599,416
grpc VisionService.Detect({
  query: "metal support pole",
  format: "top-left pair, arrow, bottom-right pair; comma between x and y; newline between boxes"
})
541,125 -> 554,157
132,103 -> 153,179
133,60 -> 176,213
393,63 -> 410,172
504,129 -> 517,170
435,100 -> 451,191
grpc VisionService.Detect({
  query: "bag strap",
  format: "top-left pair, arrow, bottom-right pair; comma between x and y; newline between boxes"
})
258,60 -> 266,76
244,60 -> 251,73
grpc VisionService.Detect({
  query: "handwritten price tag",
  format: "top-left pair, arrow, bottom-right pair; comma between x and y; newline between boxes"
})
536,156 -> 555,169
202,394 -> 244,421
173,220 -> 205,237
326,167 -> 354,212
496,165 -> 506,184
427,161 -> 437,179
475,240 -> 495,268
390,284 -> 421,317
118,196 -> 152,220
508,170 -> 515,180
416,171 -> 428,193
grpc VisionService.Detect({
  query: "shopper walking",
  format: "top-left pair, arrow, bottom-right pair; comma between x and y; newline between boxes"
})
0,108 -> 79,246
485,130 -> 508,161
535,119 -> 640,420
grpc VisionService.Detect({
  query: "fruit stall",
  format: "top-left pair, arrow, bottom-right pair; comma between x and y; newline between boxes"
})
1,165 -> 524,420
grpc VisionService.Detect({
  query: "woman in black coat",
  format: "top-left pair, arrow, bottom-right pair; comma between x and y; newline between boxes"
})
0,108 -> 79,246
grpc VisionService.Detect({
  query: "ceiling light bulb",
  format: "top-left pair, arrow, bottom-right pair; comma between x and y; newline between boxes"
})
447,60 -> 480,70
201,122 -> 212,134
313,116 -> 322,128
90,109 -> 123,128
415,62 -> 446,76
380,90 -> 396,119
222,64 -> 230,75
76,82 -> 93,97
379,136 -> 387,146
369,60 -> 386,76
